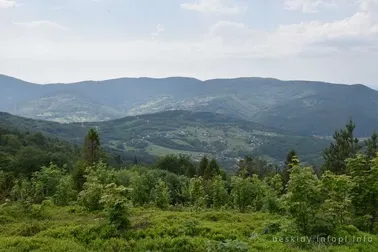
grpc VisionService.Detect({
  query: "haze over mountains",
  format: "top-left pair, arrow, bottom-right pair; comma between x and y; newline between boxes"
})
0,74 -> 377,137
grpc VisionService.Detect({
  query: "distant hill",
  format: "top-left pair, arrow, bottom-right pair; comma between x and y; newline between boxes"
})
1,74 -> 376,136
0,111 -> 331,169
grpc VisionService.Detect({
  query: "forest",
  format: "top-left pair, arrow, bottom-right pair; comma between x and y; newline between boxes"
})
1,120 -> 378,251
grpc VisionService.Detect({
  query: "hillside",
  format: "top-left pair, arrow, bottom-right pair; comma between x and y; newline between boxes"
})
0,120 -> 80,175
0,111 -> 330,169
0,75 -> 377,136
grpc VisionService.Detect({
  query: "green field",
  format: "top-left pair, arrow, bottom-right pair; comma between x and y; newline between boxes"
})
1,204 -> 376,252
146,143 -> 208,159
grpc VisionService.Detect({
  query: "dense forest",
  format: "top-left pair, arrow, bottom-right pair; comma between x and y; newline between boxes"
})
1,120 -> 378,251
0,126 -> 80,175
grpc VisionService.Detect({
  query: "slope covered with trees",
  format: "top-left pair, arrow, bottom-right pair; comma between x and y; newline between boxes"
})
0,111 -> 331,168
0,124 -> 80,176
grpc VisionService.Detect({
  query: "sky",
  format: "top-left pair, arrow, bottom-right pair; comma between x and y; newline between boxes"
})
0,0 -> 377,86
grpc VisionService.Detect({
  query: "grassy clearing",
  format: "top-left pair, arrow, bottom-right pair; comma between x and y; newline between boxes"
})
146,143 -> 207,157
171,139 -> 194,147
0,204 -> 377,252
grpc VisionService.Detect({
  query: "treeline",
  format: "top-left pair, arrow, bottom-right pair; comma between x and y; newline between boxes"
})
0,126 -> 80,176
1,120 -> 378,245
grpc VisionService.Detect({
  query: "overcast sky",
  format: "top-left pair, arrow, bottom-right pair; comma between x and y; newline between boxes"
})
0,0 -> 377,86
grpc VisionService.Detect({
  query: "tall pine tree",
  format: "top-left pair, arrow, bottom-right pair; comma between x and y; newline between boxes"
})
82,129 -> 101,165
73,129 -> 101,191
365,132 -> 378,159
322,120 -> 360,175
282,150 -> 298,188
198,156 -> 209,177
204,158 -> 220,180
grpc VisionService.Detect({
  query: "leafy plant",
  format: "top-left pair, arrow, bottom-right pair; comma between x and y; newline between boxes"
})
100,183 -> 131,232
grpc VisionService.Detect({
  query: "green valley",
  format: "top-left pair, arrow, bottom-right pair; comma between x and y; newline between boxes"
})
0,111 -> 330,169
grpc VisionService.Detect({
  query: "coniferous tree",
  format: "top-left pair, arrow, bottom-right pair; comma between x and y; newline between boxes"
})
82,129 -> 101,165
365,132 -> 378,159
198,156 -> 209,177
237,156 -> 252,178
179,155 -> 197,178
72,160 -> 87,191
73,129 -> 101,191
322,120 -> 360,175
204,158 -> 220,180
133,155 -> 138,165
282,150 -> 298,189
114,155 -> 122,165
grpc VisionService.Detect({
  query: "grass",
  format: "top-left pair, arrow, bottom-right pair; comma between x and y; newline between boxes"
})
140,125 -> 258,159
146,143 -> 207,157
0,204 -> 377,252
170,139 -> 194,147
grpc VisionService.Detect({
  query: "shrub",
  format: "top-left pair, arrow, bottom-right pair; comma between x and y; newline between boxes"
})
100,183 -> 132,232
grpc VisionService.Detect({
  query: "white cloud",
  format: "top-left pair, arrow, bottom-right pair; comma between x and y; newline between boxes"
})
13,20 -> 69,30
0,0 -> 378,85
205,7 -> 378,58
209,21 -> 256,40
285,0 -> 378,12
50,6 -> 65,10
180,0 -> 246,14
278,12 -> 378,45
14,20 -> 68,30
0,0 -> 16,8
359,0 -> 378,11
284,0 -> 338,13
151,24 -> 165,40
3,9 -> 377,63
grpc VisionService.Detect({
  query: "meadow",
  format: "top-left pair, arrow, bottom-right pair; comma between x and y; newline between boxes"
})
1,203 -> 377,252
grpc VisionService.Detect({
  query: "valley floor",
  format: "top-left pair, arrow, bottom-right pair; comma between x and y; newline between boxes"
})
0,204 -> 376,252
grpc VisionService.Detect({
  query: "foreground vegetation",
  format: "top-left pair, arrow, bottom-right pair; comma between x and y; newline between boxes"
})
1,204 -> 377,252
1,120 -> 378,251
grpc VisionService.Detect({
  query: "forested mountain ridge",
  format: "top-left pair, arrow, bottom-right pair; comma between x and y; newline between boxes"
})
1,74 -> 377,136
0,110 -> 330,168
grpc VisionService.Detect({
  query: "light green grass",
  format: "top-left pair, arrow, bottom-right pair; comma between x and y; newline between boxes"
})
171,139 -> 194,147
1,205 -> 377,252
146,143 -> 208,157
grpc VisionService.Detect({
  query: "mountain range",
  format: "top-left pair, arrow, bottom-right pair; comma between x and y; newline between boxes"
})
0,74 -> 377,137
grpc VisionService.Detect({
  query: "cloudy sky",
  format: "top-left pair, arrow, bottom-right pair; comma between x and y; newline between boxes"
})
0,0 -> 377,86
